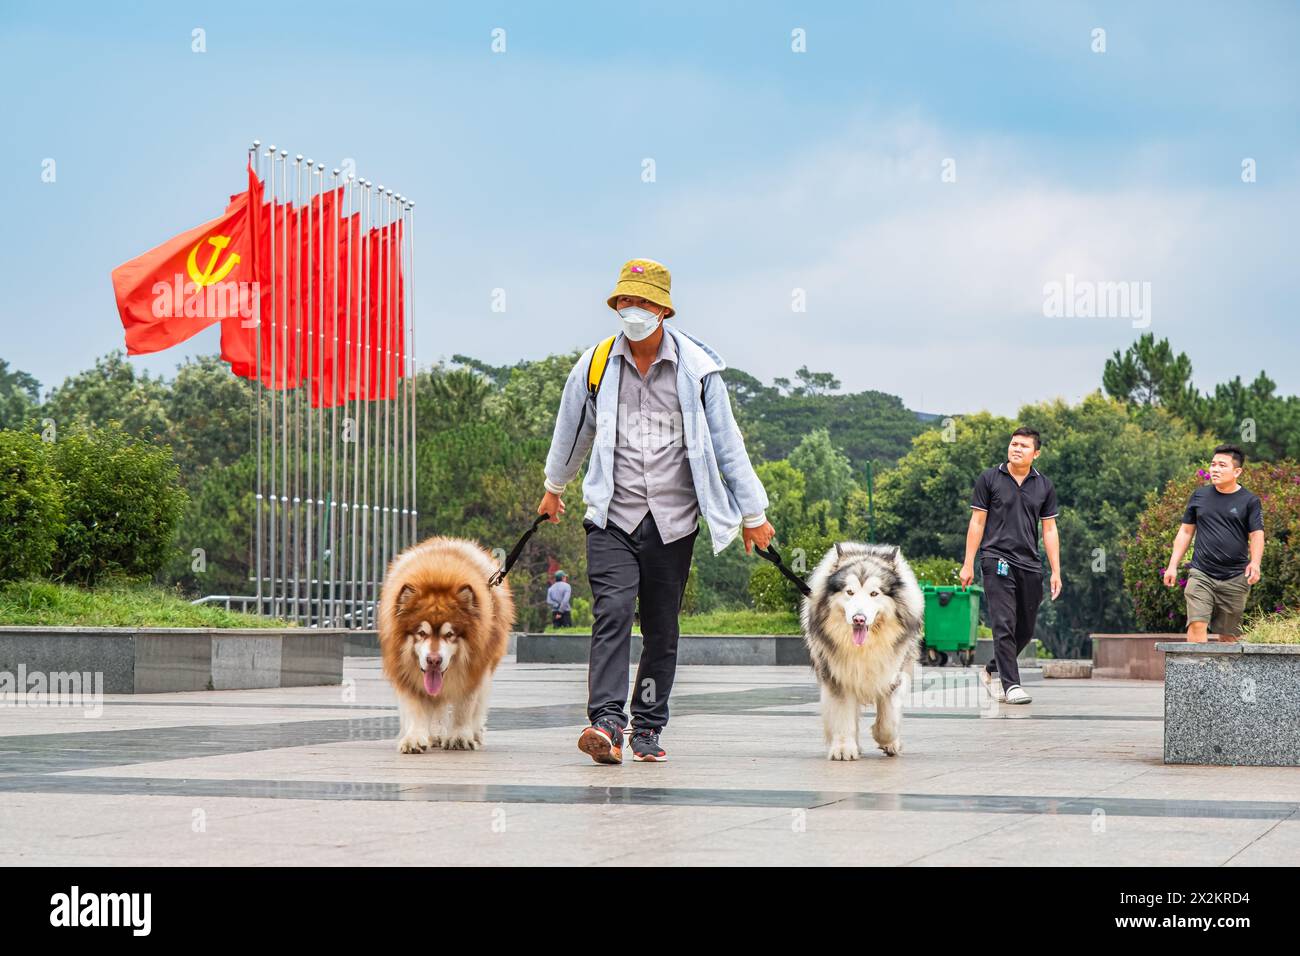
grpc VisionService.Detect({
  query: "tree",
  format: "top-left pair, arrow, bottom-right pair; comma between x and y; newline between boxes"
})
1102,334 -> 1197,417
792,365 -> 841,397
728,365 -> 930,474
874,411 -> 1015,561
1189,372 -> 1300,462
0,359 -> 41,431
165,355 -> 259,480
420,364 -> 495,430
42,351 -> 169,441
165,453 -> 255,596
787,429 -> 856,520
48,422 -> 188,585
485,351 -> 578,441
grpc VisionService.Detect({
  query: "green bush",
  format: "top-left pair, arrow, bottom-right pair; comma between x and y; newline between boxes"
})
1122,460 -> 1300,631
910,555 -> 961,586
0,430 -> 65,582
570,595 -> 592,627
49,423 -> 188,585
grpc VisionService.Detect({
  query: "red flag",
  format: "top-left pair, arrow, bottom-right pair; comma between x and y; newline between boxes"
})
365,220 -> 405,402
112,189 -> 254,355
218,164 -> 263,376
222,191 -> 300,389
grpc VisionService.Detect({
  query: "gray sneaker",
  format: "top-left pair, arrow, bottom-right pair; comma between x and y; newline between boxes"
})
1004,684 -> 1032,705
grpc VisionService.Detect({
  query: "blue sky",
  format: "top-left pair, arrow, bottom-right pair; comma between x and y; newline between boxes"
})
3,0 -> 1297,415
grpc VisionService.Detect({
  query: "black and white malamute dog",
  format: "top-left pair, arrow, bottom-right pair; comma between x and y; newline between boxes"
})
801,542 -> 924,760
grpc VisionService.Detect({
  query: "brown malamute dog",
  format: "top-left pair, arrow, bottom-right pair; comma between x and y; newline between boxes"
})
379,537 -> 514,753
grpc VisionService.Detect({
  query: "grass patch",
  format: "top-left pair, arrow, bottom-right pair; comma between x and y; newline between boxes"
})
547,608 -> 802,636
0,579 -> 288,629
1242,612 -> 1300,645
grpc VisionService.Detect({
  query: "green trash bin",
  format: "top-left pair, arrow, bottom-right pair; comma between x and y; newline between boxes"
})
920,585 -> 982,666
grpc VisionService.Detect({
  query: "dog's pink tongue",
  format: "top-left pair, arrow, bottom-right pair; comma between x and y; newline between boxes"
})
423,666 -> 444,696
852,625 -> 868,646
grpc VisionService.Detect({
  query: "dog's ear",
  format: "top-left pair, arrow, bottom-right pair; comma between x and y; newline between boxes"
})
888,545 -> 901,563
395,583 -> 416,612
833,542 -> 844,567
456,584 -> 477,610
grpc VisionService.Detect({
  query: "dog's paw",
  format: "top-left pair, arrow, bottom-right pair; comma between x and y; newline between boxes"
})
441,732 -> 481,751
397,734 -> 428,754
827,738 -> 860,761
877,739 -> 903,756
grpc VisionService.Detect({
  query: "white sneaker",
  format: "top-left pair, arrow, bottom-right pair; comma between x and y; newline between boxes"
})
1004,684 -> 1032,705
978,668 -> 1006,702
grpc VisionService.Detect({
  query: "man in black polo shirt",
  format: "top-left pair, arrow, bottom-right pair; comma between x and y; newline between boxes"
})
959,427 -> 1062,705
1162,444 -> 1264,641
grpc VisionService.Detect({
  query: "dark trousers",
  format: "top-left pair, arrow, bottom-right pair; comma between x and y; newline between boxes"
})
550,609 -> 573,628
981,557 -> 1043,690
584,512 -> 698,731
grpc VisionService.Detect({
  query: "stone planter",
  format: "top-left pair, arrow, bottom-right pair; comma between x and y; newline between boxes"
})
1042,659 -> 1092,678
516,633 -> 812,666
1158,642 -> 1300,767
1091,632 -> 1237,680
0,627 -> 345,694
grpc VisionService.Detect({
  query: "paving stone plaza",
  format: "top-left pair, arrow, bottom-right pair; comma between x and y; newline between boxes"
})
3,656 -> 1296,866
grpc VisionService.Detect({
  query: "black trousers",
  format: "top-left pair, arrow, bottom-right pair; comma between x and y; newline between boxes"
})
549,609 -> 573,628
584,512 -> 698,731
981,557 -> 1043,690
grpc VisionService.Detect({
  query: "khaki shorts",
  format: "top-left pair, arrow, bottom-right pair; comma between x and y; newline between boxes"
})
1184,567 -> 1251,637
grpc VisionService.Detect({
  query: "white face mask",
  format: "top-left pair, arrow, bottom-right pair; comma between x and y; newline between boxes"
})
617,305 -> 662,342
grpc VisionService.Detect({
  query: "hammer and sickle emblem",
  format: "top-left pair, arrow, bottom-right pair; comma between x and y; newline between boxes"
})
186,234 -> 240,286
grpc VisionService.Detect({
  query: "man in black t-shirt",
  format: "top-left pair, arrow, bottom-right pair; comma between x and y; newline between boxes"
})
1163,444 -> 1265,641
960,427 -> 1063,705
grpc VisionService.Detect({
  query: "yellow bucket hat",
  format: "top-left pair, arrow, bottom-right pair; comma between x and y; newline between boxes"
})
606,258 -> 675,318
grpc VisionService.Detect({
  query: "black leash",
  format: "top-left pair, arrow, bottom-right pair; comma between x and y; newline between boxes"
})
755,543 -> 812,598
489,513 -> 551,588
488,517 -> 812,600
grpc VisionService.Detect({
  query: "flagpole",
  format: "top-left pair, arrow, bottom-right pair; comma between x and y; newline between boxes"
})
371,182 -> 379,624
250,141 -> 264,616
267,148 -> 280,617
359,179 -> 373,627
389,190 -> 401,562
315,161 -> 327,626
328,167 -> 340,626
289,155 -> 302,623
347,175 -> 360,627
390,190 -> 403,559
304,159 -> 315,625
407,199 -> 418,546
278,149 -> 290,619
379,186 -> 391,587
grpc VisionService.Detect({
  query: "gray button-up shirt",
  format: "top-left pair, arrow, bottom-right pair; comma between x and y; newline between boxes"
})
606,332 -> 700,543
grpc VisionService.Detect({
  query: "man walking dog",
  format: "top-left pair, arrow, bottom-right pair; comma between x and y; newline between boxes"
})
538,258 -> 774,763
960,427 -> 1062,705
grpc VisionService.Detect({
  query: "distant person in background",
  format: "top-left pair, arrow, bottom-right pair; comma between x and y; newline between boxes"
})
547,571 -> 573,629
1163,444 -> 1264,642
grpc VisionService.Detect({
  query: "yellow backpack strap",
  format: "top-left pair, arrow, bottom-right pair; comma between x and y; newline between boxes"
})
587,335 -> 617,396
563,336 -> 617,467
